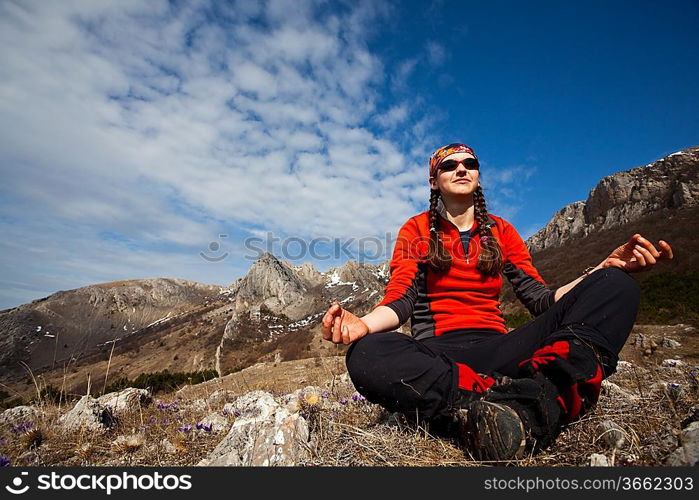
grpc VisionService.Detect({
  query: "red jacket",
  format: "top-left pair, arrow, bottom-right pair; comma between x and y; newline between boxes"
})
376,209 -> 555,338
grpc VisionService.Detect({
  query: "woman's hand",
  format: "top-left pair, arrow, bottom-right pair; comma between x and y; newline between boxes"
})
321,301 -> 370,345
602,234 -> 674,273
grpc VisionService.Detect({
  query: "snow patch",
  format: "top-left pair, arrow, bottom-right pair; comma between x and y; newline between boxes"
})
324,270 -> 357,288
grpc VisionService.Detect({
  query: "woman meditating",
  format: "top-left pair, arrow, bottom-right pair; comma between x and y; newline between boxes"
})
321,143 -> 674,462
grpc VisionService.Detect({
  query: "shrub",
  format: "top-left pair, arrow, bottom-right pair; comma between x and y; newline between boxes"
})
104,370 -> 218,395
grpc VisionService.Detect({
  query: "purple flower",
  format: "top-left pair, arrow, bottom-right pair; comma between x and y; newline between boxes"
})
161,418 -> 170,425
351,394 -> 366,402
321,391 -> 330,399
222,408 -> 229,415
197,422 -> 213,432
149,417 -> 156,424
156,403 -> 170,410
233,410 -> 242,417
0,456 -> 9,467
339,397 -> 348,405
178,424 -> 192,432
668,382 -> 681,390
10,422 -> 33,434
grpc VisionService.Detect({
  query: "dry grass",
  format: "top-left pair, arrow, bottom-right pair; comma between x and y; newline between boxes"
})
1,332 -> 696,467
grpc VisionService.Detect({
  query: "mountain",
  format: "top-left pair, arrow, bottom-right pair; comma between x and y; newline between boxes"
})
2,147 -> 696,403
527,146 -> 699,253
498,146 -> 699,323
0,258 -> 389,401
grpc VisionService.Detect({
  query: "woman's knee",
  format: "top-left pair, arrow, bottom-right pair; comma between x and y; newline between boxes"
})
345,333 -> 398,387
600,267 -> 640,298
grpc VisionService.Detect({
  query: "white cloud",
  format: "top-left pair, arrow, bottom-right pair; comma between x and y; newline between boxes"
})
425,40 -> 447,66
0,0 -> 433,308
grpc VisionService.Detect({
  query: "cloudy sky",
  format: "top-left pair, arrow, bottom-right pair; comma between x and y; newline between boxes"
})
1,0 -> 698,309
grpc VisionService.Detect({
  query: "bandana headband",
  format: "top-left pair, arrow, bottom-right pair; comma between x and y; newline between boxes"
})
429,143 -> 479,179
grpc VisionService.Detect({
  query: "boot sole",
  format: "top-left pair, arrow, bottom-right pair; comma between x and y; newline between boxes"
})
461,401 -> 526,462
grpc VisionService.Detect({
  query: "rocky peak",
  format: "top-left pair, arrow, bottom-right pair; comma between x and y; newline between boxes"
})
325,260 -> 389,289
281,261 -> 325,288
229,253 -> 310,319
527,146 -> 699,253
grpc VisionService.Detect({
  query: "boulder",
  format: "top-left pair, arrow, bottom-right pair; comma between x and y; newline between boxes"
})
598,420 -> 627,449
197,411 -> 231,434
58,396 -> 116,433
665,421 -> 699,466
0,405 -> 40,428
601,380 -> 638,402
198,390 -> 309,466
207,390 -> 237,407
97,388 -> 151,415
661,337 -> 682,348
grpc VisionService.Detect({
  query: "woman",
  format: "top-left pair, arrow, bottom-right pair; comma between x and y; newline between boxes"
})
321,143 -> 674,462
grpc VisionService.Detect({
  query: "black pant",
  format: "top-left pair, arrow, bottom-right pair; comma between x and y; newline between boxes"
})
346,267 -> 640,420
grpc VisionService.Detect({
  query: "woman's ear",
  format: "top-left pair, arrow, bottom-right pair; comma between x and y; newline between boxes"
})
429,177 -> 437,190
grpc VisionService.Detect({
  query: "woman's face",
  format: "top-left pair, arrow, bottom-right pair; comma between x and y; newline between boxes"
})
429,152 -> 480,196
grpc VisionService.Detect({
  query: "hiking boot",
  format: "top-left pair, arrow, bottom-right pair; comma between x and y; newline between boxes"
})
459,400 -> 526,462
458,374 -> 564,461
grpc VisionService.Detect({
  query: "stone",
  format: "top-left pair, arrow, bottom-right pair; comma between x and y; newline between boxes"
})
598,420 -> 627,449
206,390 -> 237,407
160,439 -> 177,455
197,412 -> 231,434
665,421 -> 699,466
661,337 -> 682,348
681,406 -> 699,429
97,388 -> 151,415
661,359 -> 684,368
601,380 -> 638,401
589,453 -> 610,467
58,395 -> 117,433
0,405 -> 40,428
198,390 -> 309,466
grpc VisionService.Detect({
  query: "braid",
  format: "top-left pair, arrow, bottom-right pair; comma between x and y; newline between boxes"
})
473,186 -> 504,276
426,189 -> 452,271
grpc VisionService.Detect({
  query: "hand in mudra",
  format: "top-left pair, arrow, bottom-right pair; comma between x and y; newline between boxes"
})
603,234 -> 674,273
321,301 -> 369,345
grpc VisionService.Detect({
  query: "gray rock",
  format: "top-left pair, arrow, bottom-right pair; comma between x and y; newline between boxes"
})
197,412 -> 231,434
661,337 -> 682,348
0,405 -> 40,428
661,359 -> 684,368
198,390 -> 309,466
206,390 -> 237,407
598,420 -> 627,449
58,395 -> 116,433
681,406 -> 699,429
527,147 -> 699,252
665,421 -> 699,466
97,388 -> 151,415
160,438 -> 177,455
601,380 -> 638,402
589,453 -> 610,467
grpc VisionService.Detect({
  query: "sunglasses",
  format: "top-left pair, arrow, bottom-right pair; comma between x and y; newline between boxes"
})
438,158 -> 480,172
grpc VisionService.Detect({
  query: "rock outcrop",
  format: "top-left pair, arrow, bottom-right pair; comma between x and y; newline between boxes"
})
58,395 -> 117,433
665,421 -> 699,466
198,390 -> 309,466
527,147 -> 699,252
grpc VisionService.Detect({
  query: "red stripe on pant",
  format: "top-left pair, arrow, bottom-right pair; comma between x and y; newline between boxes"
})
456,363 -> 496,393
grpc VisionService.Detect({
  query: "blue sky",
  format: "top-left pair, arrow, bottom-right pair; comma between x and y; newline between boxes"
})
1,0 -> 697,310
